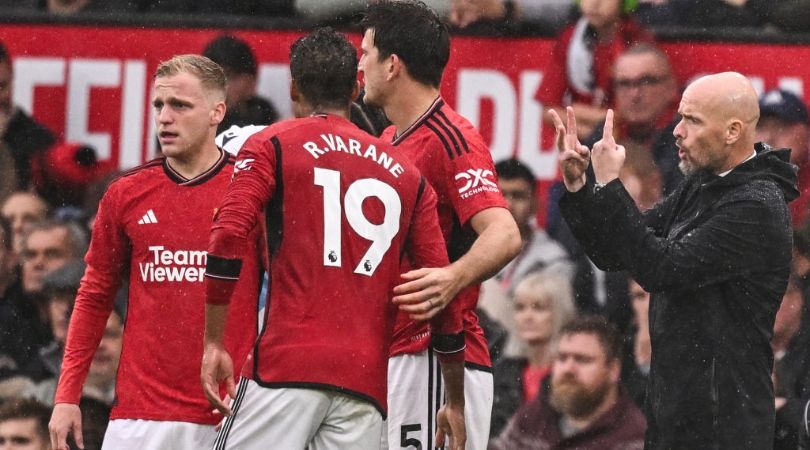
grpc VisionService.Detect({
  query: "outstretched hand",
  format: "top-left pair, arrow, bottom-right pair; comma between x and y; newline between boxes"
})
591,109 -> 625,185
549,107 -> 591,192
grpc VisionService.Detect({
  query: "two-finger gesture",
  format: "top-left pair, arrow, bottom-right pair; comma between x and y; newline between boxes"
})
549,106 -> 591,192
591,109 -> 625,185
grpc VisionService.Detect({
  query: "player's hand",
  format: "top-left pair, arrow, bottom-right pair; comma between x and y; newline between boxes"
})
49,403 -> 83,450
392,267 -> 463,321
549,107 -> 591,192
201,342 -> 236,416
591,109 -> 625,185
435,402 -> 466,450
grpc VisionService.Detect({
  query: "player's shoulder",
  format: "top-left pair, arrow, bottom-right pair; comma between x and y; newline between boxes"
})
96,157 -> 163,204
217,124 -> 269,155
411,101 -> 488,159
218,119 -> 334,156
110,157 -> 165,187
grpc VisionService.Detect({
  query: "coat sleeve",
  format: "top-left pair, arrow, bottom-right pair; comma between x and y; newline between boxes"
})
568,178 -> 792,293
558,181 -> 629,271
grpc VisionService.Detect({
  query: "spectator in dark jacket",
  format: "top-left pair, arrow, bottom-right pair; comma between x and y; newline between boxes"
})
0,41 -> 56,193
490,316 -> 646,450
553,71 -> 798,449
202,35 -> 279,134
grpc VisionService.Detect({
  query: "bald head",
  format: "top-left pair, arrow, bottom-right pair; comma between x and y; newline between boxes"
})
687,72 -> 760,130
675,72 -> 761,174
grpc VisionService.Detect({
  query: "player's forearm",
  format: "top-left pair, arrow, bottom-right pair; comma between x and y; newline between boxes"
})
204,253 -> 242,305
451,208 -> 521,287
438,356 -> 465,407
204,304 -> 229,346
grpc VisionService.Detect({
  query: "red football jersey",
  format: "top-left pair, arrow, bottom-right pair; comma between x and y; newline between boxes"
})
205,114 -> 454,415
381,98 -> 508,368
55,151 -> 262,425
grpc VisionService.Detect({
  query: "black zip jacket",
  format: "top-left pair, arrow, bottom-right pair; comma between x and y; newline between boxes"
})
560,143 -> 799,449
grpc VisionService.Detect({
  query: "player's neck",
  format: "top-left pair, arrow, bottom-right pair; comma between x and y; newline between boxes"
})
296,101 -> 351,120
386,82 -> 441,137
166,141 -> 222,180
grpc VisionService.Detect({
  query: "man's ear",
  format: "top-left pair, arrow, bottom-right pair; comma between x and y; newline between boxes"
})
388,54 -> 401,81
609,358 -> 621,384
351,80 -> 361,103
290,79 -> 300,103
726,119 -> 743,145
211,100 -> 226,126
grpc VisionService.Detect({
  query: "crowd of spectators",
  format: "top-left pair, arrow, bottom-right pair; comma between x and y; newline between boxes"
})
0,1 -> 809,448
0,0 -> 809,35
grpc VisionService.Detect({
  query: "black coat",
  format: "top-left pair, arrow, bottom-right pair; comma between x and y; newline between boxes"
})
560,144 -> 799,450
2,108 -> 55,190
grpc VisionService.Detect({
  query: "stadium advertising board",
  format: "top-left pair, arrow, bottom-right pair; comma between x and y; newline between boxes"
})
2,24 -> 809,180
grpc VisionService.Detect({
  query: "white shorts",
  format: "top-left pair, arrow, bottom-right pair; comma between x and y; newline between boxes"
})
384,350 -> 493,450
215,378 -> 383,450
102,419 -> 216,450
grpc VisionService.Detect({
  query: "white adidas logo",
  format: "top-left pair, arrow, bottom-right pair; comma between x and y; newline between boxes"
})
138,209 -> 158,225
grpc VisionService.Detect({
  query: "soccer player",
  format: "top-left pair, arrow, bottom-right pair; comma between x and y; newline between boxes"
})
359,2 -> 522,449
200,28 -> 466,450
48,55 -> 262,450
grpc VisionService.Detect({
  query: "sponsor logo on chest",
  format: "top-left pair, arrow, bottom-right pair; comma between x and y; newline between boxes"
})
139,245 -> 206,283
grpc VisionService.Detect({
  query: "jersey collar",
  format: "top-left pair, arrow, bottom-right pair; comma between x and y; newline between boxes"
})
163,148 -> 229,186
392,96 -> 444,145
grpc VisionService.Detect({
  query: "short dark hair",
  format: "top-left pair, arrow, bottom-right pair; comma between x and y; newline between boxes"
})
495,158 -> 536,187
619,42 -> 673,75
289,27 -> 358,110
0,215 -> 10,251
560,315 -> 622,362
361,1 -> 450,88
0,41 -> 8,66
0,397 -> 50,442
202,35 -> 258,76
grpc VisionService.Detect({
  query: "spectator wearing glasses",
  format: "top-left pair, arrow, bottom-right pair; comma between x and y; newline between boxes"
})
585,42 -> 682,195
537,0 -> 654,140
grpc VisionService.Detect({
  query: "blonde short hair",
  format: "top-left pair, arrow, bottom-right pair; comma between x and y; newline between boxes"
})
154,54 -> 226,100
513,271 -> 577,342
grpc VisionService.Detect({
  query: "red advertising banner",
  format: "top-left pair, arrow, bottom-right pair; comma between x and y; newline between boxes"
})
1,24 -> 809,180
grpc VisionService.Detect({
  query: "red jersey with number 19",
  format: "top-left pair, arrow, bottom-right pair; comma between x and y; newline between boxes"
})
55,151 -> 262,424
205,114 -> 457,415
382,98 -> 508,369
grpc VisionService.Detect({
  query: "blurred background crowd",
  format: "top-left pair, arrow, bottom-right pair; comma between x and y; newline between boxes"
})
1,0 -> 810,449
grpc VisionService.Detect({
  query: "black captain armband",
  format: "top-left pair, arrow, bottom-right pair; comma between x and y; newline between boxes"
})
205,254 -> 243,281
431,332 -> 466,354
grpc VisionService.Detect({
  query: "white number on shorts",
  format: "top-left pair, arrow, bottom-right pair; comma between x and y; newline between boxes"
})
314,167 -> 401,276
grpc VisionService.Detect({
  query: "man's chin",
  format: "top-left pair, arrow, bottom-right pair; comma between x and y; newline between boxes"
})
678,158 -> 695,176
